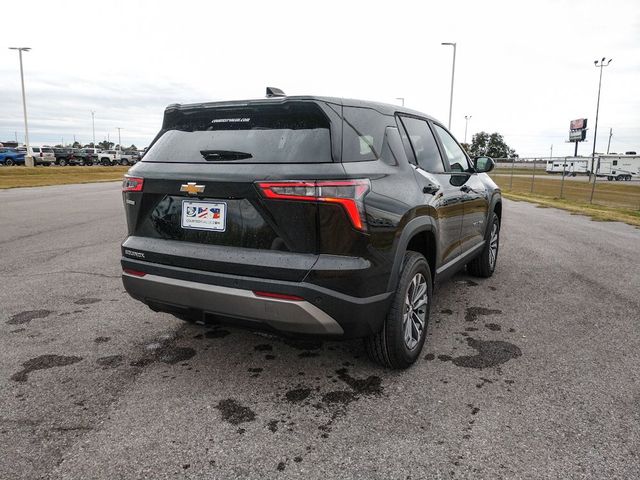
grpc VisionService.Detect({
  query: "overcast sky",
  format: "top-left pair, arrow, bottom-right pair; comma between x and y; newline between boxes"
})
1,0 -> 639,157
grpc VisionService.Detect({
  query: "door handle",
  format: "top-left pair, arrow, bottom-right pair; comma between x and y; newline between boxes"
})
423,184 -> 439,195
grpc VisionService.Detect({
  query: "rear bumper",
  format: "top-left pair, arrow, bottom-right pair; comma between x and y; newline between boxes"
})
121,258 -> 393,338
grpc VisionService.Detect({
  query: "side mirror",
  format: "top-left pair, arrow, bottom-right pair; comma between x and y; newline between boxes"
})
474,156 -> 495,173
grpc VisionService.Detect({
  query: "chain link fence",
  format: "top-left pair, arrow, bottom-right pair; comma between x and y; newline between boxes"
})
491,157 -> 640,211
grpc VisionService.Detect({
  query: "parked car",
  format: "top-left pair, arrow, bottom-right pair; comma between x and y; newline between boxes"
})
119,150 -> 139,166
80,148 -> 101,164
99,150 -> 122,166
120,93 -> 502,369
16,146 -> 56,165
0,147 -> 25,166
53,147 -> 77,166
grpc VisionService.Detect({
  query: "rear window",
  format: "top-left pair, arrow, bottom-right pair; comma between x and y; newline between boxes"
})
144,101 -> 332,164
42,148 -> 54,153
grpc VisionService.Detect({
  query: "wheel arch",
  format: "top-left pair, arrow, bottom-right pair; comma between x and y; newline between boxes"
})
387,216 -> 437,292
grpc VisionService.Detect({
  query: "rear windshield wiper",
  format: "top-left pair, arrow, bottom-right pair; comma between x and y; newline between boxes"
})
200,150 -> 253,161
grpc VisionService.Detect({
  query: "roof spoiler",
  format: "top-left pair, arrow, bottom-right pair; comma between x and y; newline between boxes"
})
266,87 -> 286,98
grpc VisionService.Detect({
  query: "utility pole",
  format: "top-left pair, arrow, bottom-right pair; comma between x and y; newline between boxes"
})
116,127 -> 123,151
442,42 -> 457,130
606,128 -> 613,154
464,115 -> 472,143
550,144 -> 553,159
590,57 -> 612,185
90,111 -> 96,146
9,47 -> 32,167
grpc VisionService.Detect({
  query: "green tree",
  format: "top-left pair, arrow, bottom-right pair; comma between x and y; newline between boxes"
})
468,131 -> 518,159
98,140 -> 114,150
72,141 -> 82,148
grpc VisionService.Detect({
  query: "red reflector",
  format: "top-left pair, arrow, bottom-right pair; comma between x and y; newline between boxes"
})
253,291 -> 304,301
122,175 -> 144,192
123,268 -> 146,277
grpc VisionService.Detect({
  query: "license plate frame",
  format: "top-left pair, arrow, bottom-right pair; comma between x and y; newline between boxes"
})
181,200 -> 227,232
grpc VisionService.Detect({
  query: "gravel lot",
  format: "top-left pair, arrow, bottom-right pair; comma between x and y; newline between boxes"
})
1,182 -> 638,480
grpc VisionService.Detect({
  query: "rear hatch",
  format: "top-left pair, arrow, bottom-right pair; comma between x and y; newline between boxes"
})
122,100 -> 352,281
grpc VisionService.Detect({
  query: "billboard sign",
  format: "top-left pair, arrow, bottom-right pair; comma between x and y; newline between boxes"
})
570,118 -> 587,130
569,129 -> 587,141
569,118 -> 588,142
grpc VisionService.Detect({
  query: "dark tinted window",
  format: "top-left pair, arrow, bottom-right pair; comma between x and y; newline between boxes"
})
341,106 -> 393,162
145,101 -> 332,164
432,124 -> 470,172
399,117 -> 444,172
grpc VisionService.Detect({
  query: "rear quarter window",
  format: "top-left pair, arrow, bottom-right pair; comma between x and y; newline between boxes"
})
341,106 -> 395,162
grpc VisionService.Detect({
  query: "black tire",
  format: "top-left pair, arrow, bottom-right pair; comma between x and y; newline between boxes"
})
120,158 -> 129,166
59,159 -> 67,166
467,211 -> 500,278
365,251 -> 432,369
86,160 -> 93,166
5,159 -> 14,166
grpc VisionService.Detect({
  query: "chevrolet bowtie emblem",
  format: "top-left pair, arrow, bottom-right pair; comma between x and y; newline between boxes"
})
180,182 -> 205,196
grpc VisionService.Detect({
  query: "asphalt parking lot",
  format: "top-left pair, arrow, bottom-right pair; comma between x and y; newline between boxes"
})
1,182 -> 639,480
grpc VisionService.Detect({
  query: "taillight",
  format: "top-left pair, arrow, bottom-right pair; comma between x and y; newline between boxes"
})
256,179 -> 370,231
122,176 -> 144,192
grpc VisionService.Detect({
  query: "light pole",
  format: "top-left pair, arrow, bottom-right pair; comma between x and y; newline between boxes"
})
9,47 -> 32,167
116,127 -> 123,151
395,97 -> 405,107
589,57 -> 612,185
464,115 -> 472,143
442,42 -> 456,130
90,111 -> 96,146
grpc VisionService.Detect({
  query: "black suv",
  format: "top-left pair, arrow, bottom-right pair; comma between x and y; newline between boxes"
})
121,93 -> 501,368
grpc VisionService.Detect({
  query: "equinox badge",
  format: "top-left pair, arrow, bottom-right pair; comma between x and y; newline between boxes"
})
180,182 -> 205,196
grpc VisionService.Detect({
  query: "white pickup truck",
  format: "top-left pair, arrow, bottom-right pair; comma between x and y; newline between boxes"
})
98,150 -> 122,166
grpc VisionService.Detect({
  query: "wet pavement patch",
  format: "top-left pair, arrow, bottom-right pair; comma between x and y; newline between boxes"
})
457,279 -> 479,287
440,308 -> 454,315
254,344 -> 273,351
248,367 -> 263,373
159,347 -> 196,364
74,298 -> 101,305
464,307 -> 502,322
283,338 -> 323,351
322,390 -> 356,404
424,353 -> 435,361
298,351 -> 320,358
267,419 -> 279,432
485,323 -> 502,331
11,354 -> 82,382
285,387 -> 312,403
7,309 -> 52,325
335,368 -> 382,396
10,328 -> 26,334
438,355 -> 453,362
215,399 -> 256,425
205,329 -> 230,339
452,338 -> 522,369
96,355 -> 124,369
94,336 -> 111,343
265,354 -> 276,360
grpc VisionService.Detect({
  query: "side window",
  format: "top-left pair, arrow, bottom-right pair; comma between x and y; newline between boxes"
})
399,116 -> 444,173
433,124 -> 471,172
613,160 -> 618,166
33,147 -> 40,153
